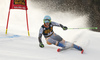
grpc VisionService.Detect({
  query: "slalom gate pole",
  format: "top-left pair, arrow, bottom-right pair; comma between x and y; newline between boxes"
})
68,27 -> 98,29
26,10 -> 30,36
5,9 -> 10,34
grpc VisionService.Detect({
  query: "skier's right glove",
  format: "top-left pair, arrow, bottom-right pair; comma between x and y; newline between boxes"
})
60,24 -> 68,30
62,26 -> 68,30
39,43 -> 44,48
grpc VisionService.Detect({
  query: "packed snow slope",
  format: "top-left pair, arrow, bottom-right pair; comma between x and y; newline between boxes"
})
0,28 -> 100,60
0,0 -> 100,60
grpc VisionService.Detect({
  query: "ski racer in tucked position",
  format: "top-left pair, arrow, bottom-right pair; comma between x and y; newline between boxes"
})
38,15 -> 84,53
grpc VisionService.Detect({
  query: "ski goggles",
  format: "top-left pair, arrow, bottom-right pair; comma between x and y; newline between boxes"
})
44,19 -> 51,23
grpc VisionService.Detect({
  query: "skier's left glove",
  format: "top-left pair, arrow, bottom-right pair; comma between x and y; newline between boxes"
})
39,43 -> 44,48
62,26 -> 68,30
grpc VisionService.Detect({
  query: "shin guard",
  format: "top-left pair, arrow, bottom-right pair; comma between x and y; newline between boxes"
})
57,42 -> 65,48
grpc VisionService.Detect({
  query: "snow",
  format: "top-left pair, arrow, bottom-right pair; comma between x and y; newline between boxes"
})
0,30 -> 100,60
0,0 -> 100,60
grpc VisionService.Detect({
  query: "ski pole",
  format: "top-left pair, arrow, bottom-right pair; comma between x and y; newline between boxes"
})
68,27 -> 98,29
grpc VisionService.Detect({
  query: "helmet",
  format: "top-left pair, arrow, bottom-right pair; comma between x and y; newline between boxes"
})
43,15 -> 51,23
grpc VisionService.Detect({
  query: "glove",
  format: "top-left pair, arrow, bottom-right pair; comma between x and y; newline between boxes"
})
39,43 -> 44,48
63,26 -> 68,30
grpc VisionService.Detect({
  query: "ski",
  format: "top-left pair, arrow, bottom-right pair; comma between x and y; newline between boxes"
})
57,48 -> 84,54
57,47 -> 70,52
81,50 -> 84,54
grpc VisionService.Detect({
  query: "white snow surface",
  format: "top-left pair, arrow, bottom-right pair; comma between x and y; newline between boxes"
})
0,0 -> 100,60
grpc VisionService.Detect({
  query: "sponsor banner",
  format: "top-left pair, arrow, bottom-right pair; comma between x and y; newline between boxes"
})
10,0 -> 28,10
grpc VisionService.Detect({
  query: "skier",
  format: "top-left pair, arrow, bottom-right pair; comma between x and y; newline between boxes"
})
38,15 -> 84,53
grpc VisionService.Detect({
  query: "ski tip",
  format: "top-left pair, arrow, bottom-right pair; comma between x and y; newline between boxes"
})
57,48 -> 61,52
81,50 -> 84,54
